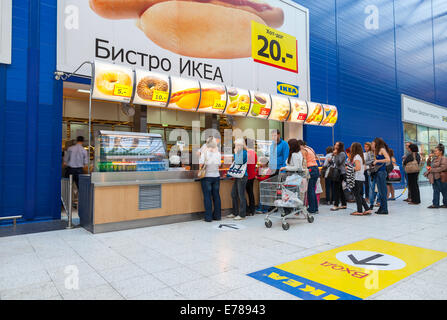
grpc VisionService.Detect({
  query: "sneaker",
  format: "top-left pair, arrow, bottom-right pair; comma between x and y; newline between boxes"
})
375,211 -> 388,215
234,216 -> 245,220
428,205 -> 440,209
226,214 -> 236,218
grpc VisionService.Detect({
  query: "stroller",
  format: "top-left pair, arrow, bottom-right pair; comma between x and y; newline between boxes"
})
260,171 -> 314,230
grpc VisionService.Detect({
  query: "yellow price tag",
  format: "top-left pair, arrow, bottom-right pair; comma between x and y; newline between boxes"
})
152,90 -> 169,103
251,21 -> 298,73
238,103 -> 250,113
113,84 -> 132,97
212,100 -> 226,110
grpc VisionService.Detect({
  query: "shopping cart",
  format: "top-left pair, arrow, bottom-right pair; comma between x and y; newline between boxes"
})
260,171 -> 314,230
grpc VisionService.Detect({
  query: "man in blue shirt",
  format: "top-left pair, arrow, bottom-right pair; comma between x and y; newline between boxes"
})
269,129 -> 289,176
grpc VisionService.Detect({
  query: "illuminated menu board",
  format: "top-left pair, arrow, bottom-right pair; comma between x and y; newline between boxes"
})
224,88 -> 251,117
305,102 -> 324,125
320,104 -> 338,127
168,76 -> 201,112
247,91 -> 271,119
269,95 -> 291,122
133,70 -> 170,107
197,81 -> 227,114
92,61 -> 134,103
288,98 -> 308,123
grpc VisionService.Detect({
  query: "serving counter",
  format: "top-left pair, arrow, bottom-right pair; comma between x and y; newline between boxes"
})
78,171 -> 259,233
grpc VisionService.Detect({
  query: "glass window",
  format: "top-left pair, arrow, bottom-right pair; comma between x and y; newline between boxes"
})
417,126 -> 429,145
428,128 -> 440,148
440,130 -> 447,145
70,123 -> 89,142
114,125 -> 133,132
403,123 -> 417,143
149,127 -> 165,140
62,122 -> 68,140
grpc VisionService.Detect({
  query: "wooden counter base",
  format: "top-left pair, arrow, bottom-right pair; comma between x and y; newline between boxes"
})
93,179 -> 259,226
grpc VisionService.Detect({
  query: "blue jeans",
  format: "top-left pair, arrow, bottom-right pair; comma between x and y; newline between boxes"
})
375,170 -> 388,212
369,173 -> 377,207
307,166 -> 320,213
201,177 -> 221,221
432,178 -> 447,207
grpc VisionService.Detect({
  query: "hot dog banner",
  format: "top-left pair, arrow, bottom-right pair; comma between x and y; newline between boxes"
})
57,0 -> 311,101
321,104 -> 338,127
91,60 -> 338,125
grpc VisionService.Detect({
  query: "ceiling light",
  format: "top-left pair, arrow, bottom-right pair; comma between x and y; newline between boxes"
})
77,89 -> 91,94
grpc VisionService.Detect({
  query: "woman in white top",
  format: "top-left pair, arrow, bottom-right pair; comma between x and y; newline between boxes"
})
350,142 -> 372,216
280,139 -> 307,199
199,137 -> 222,222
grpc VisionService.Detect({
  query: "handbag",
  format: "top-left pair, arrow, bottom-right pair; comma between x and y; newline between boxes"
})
387,166 -> 402,182
228,161 -> 247,178
328,166 -> 340,181
197,149 -> 208,179
404,153 -> 420,174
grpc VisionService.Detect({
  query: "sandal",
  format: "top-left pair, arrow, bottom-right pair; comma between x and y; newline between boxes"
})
340,206 -> 347,209
363,210 -> 372,215
330,207 -> 340,211
350,212 -> 363,216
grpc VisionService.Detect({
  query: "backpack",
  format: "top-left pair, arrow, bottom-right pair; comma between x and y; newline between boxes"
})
345,161 -> 355,190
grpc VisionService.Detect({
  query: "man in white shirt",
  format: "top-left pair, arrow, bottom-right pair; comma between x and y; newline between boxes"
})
64,136 -> 88,189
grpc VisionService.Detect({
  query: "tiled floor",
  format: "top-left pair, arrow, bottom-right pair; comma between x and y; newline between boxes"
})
1,186 -> 447,300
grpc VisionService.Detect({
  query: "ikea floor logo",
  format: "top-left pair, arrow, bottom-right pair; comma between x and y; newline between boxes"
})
277,82 -> 299,97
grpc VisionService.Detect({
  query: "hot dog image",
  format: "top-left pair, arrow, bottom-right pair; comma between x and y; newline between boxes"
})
89,0 -> 285,59
305,103 -> 323,124
321,106 -> 338,126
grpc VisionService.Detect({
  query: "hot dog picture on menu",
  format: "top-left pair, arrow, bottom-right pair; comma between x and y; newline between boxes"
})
89,0 -> 285,59
168,76 -> 201,111
305,102 -> 324,125
320,104 -> 338,127
197,82 -> 227,114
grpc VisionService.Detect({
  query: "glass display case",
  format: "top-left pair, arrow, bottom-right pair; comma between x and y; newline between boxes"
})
95,131 -> 168,173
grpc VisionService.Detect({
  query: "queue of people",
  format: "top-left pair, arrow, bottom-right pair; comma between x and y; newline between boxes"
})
198,132 -> 447,223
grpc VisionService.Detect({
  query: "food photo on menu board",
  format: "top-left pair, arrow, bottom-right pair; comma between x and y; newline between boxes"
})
288,98 -> 308,123
167,77 -> 201,111
305,102 -> 324,125
197,82 -> 227,114
248,91 -> 271,119
92,61 -> 134,103
133,70 -> 170,107
320,104 -> 338,127
269,95 -> 291,121
224,88 -> 251,117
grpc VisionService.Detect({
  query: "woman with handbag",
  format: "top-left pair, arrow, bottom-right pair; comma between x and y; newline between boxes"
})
323,146 -> 334,205
330,141 -> 347,211
403,143 -> 421,205
424,144 -> 447,209
371,138 -> 391,215
227,138 -> 248,220
350,142 -> 372,216
363,142 -> 374,203
199,137 -> 222,222
386,148 -> 397,200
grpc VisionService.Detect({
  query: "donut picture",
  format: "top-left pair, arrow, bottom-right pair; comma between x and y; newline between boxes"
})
137,76 -> 168,100
92,61 -> 134,102
225,89 -> 251,116
96,71 -> 132,96
89,0 -> 285,59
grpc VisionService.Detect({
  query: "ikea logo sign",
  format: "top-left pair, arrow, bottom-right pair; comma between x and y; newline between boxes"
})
277,82 -> 299,97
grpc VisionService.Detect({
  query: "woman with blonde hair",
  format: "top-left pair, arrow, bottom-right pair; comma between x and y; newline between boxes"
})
199,136 -> 222,222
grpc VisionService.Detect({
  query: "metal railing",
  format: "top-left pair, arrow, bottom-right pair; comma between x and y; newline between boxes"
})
0,215 -> 22,227
61,175 -> 74,229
